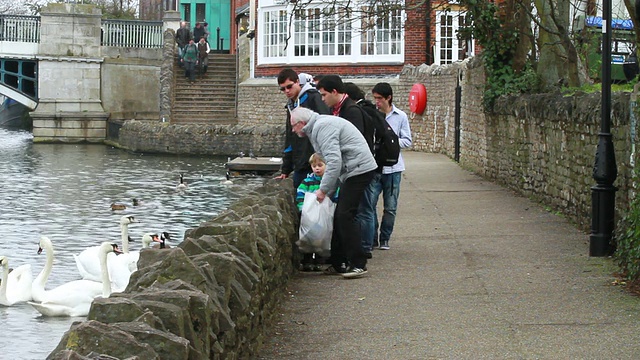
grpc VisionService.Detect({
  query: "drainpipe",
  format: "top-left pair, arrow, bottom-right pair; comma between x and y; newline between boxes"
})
249,0 -> 256,78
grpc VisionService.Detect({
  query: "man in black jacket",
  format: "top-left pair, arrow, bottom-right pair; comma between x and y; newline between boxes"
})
316,74 -> 374,153
175,21 -> 191,58
275,68 -> 330,189
193,22 -> 205,46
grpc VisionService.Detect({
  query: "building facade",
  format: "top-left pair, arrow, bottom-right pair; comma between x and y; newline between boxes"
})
248,0 -> 480,78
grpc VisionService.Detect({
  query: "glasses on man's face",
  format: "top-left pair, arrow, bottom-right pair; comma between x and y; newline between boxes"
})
279,83 -> 295,92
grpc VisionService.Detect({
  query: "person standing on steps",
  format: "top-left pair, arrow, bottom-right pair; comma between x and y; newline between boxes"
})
197,36 -> 210,76
274,68 -> 330,189
193,22 -> 205,47
181,39 -> 199,83
175,21 -> 191,61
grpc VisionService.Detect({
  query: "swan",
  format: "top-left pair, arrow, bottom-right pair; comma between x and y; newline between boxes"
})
176,173 -> 188,190
0,256 -> 33,306
115,233 -> 160,274
29,238 -> 122,317
74,215 -> 136,285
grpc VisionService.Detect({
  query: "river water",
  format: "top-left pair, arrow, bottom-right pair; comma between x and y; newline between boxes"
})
0,128 -> 265,359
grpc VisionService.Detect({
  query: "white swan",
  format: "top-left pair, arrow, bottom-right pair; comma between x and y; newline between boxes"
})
74,215 -> 136,285
0,256 -> 33,306
114,233 -> 160,274
29,238 -> 121,317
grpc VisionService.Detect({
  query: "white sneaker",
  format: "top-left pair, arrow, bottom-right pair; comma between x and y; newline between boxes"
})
342,267 -> 368,279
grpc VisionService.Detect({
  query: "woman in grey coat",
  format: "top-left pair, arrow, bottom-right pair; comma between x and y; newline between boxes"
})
290,107 -> 377,278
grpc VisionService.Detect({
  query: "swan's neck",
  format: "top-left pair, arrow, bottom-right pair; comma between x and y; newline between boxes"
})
35,242 -> 54,289
121,224 -> 130,253
0,262 -> 8,300
100,249 -> 111,298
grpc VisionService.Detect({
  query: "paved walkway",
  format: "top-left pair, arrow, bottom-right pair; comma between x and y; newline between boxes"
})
258,152 -> 640,359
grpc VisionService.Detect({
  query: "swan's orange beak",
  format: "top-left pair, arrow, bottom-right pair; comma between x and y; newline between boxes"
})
152,235 -> 162,243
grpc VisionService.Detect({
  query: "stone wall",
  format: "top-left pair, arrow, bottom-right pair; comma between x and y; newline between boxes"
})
393,59 -> 636,231
485,92 -> 633,230
47,179 -> 299,360
117,121 -> 283,156
101,58 -> 162,121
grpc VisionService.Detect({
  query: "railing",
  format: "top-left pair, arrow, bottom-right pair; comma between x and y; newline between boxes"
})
101,19 -> 163,48
0,15 -> 40,43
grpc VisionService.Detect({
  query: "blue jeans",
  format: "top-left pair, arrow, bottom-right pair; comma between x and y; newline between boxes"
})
358,171 -> 401,251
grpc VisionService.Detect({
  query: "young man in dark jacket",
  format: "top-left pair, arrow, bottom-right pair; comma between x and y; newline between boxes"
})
316,74 -> 374,152
175,21 -> 191,58
275,68 -> 330,189
193,22 -> 205,45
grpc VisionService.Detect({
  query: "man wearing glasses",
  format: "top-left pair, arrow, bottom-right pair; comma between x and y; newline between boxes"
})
275,68 -> 330,188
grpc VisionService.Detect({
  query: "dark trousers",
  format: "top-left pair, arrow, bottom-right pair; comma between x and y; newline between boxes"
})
330,170 -> 376,269
184,60 -> 196,81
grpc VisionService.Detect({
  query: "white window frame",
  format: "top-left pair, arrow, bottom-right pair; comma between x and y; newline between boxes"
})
258,0 -> 405,65
434,10 -> 474,65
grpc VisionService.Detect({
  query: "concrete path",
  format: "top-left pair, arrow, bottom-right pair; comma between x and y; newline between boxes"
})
258,152 -> 640,359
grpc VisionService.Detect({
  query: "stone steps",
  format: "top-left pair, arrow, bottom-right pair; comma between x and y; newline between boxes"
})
172,53 -> 238,124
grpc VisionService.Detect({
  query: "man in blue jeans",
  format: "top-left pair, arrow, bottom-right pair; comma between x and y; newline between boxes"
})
360,82 -> 412,251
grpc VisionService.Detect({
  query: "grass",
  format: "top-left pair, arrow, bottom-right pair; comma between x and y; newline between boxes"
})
561,80 -> 639,96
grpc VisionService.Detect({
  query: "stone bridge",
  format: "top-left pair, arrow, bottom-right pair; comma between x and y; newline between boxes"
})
0,3 -> 181,142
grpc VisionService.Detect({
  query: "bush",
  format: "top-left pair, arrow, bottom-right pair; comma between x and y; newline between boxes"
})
615,176 -> 640,281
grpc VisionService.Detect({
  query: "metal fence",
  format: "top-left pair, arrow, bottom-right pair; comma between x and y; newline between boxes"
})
101,19 -> 163,48
0,15 -> 40,42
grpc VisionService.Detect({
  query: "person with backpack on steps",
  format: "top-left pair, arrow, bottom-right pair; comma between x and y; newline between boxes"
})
181,38 -> 199,83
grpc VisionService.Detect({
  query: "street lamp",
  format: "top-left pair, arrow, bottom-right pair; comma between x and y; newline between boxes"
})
590,0 -> 618,256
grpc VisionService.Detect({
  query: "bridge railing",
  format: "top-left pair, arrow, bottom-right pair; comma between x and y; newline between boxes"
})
101,19 -> 163,48
0,15 -> 40,43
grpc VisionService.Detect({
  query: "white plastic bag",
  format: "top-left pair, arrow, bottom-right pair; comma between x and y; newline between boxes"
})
297,192 -> 335,256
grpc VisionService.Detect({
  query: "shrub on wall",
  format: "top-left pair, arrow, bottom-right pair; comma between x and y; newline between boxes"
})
615,174 -> 640,282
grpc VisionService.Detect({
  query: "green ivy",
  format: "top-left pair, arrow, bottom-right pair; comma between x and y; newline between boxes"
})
456,0 -> 539,109
615,174 -> 640,281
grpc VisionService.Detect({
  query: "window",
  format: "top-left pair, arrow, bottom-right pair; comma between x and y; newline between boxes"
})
262,10 -> 288,58
258,0 -> 404,65
434,10 -> 473,65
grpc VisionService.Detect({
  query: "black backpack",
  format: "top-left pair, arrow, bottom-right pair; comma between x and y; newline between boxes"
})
356,100 -> 400,167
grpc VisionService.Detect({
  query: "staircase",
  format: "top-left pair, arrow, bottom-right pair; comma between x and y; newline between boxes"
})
172,53 -> 238,124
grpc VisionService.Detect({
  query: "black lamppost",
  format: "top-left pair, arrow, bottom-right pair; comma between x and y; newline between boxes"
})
590,0 -> 618,256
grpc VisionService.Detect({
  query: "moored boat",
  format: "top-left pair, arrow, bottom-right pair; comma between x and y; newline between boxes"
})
0,97 -> 30,129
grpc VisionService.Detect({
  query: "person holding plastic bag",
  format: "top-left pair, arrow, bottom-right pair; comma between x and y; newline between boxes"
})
296,153 -> 339,271
290,107 -> 377,279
